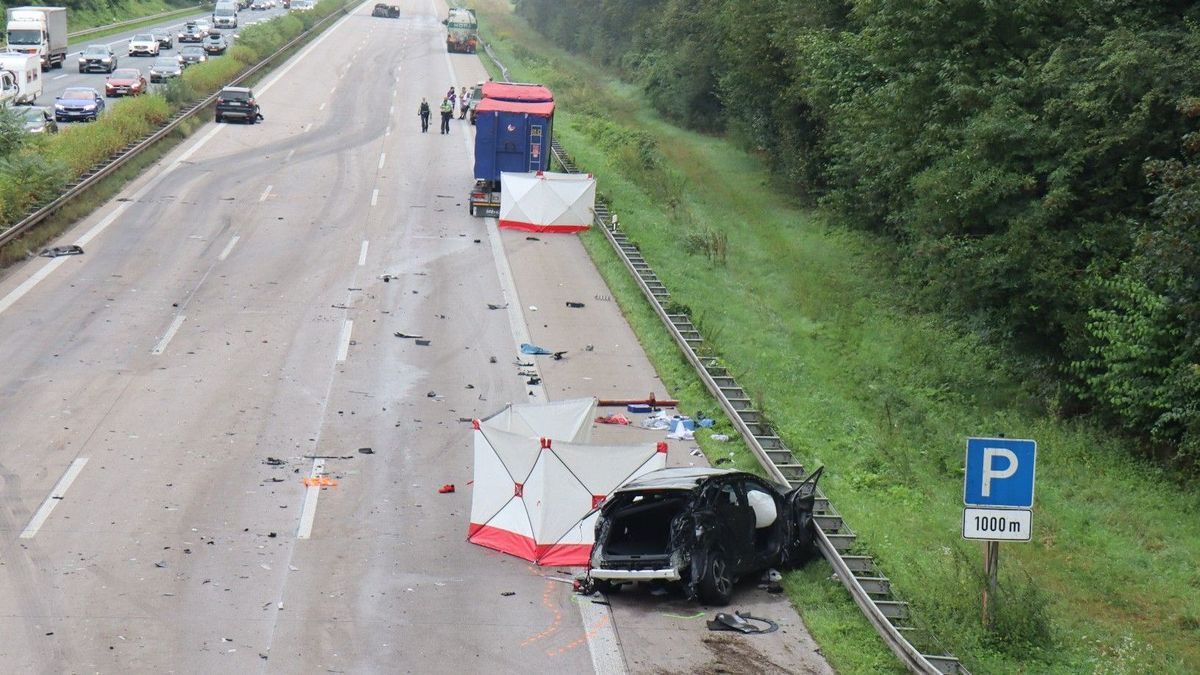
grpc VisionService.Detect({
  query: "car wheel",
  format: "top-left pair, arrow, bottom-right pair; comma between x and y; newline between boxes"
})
78,67 -> 84,73
215,114 -> 223,123
697,549 -> 734,605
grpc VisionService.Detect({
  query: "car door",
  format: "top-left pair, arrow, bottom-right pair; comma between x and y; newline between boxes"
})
783,466 -> 824,562
709,479 -> 756,574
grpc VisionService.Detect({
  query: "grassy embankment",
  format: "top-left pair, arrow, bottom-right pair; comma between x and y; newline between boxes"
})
66,0 -> 203,35
472,2 -> 1200,673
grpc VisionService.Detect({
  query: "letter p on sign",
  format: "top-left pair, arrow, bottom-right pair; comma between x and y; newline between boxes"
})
964,438 -> 1036,508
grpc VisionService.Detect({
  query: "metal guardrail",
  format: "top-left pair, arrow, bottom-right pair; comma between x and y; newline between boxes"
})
0,3 -> 352,251
476,36 -> 969,675
66,4 -> 213,41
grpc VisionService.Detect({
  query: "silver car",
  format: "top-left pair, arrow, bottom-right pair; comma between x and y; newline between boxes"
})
128,33 -> 160,57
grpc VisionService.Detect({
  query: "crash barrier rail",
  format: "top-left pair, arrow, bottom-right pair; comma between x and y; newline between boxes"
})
66,3 -> 214,41
475,39 -> 969,675
0,3 -> 352,252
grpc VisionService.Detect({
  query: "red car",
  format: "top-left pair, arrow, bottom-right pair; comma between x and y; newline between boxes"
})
105,68 -> 147,97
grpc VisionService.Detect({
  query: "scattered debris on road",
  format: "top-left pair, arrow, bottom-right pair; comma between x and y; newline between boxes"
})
264,457 -> 286,466
394,331 -> 423,339
566,301 -> 585,308
40,245 -> 84,258
706,611 -> 779,635
486,303 -> 508,310
358,447 -> 375,455
500,591 -> 516,596
415,339 -> 431,346
438,484 -> 455,494
595,414 -> 631,425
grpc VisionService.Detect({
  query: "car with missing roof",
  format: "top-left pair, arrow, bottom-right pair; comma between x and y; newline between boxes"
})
78,44 -> 117,73
54,87 -> 104,122
214,86 -> 261,124
105,68 -> 147,97
582,467 -> 823,605
127,33 -> 160,57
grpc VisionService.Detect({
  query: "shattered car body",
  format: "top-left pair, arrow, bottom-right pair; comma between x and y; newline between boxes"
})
585,467 -> 822,605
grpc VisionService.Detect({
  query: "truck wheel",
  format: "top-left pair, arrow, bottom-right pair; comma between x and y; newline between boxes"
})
697,549 -> 734,605
78,67 -> 84,74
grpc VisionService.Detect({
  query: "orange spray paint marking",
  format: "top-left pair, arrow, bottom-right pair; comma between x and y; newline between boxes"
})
521,580 -> 563,647
303,476 -> 337,487
547,613 -> 610,657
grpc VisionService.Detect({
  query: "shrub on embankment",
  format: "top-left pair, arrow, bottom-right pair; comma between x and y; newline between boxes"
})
0,0 -> 347,233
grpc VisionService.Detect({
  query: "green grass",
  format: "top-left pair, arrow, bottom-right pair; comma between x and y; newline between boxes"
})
474,2 -> 1200,673
66,2 -> 208,42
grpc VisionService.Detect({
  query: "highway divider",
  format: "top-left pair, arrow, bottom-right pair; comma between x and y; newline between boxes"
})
0,0 -> 354,249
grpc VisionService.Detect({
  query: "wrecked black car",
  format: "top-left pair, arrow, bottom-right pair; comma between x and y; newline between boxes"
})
584,467 -> 822,605
371,3 -> 400,17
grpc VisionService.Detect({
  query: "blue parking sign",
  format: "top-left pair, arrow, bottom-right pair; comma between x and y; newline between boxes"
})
964,437 -> 1036,508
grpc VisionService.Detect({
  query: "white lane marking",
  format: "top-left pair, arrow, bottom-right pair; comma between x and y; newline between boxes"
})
336,319 -> 353,362
53,74 -> 67,80
259,184 -> 273,202
578,596 -> 629,675
296,458 -> 326,539
388,104 -> 394,115
19,458 -> 89,539
285,148 -> 295,162
0,256 -> 70,317
218,235 -> 240,261
318,102 -> 326,111
377,152 -> 385,170
257,5 -> 361,95
385,125 -> 391,137
152,314 -> 186,355
303,122 -> 312,132
370,188 -> 378,206
358,240 -> 369,266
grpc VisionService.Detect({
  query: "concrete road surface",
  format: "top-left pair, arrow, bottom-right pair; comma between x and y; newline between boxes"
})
0,0 -> 834,672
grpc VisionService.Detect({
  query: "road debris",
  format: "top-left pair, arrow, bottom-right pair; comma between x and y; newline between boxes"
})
500,591 -> 516,596
705,611 -> 779,635
566,301 -> 585,308
394,332 -> 423,339
415,339 -> 431,346
40,245 -> 85,258
438,484 -> 455,494
264,457 -> 286,466
486,303 -> 508,310
358,447 -> 375,455
595,414 -> 631,425
302,477 -> 337,487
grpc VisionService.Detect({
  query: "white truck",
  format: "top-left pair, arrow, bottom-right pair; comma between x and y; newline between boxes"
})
0,52 -> 42,104
5,7 -> 68,71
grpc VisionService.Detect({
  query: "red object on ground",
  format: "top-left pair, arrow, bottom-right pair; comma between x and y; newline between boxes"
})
594,414 -> 632,425
439,484 -> 456,494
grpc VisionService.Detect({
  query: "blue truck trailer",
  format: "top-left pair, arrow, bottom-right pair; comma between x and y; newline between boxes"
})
470,86 -> 555,217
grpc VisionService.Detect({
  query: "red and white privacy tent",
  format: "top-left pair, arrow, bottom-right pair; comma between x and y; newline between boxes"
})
468,398 -> 667,566
498,171 -> 597,233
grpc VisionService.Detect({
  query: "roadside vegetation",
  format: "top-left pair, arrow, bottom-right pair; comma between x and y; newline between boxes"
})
0,0 -> 347,245
475,1 -> 1200,672
0,0 -> 201,35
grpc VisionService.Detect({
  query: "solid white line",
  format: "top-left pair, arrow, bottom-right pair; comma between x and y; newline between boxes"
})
218,235 -> 240,261
358,240 -> 369,266
19,458 -> 89,539
370,189 -> 378,206
378,152 -> 385,170
0,256 -> 70,317
578,597 -> 629,675
259,184 -> 273,202
152,314 -> 186,355
296,458 -> 326,539
336,319 -> 353,362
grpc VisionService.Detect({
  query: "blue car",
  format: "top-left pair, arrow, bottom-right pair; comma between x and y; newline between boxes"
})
54,87 -> 105,122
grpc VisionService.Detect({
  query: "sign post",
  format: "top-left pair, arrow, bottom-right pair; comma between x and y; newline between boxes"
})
963,437 -> 1036,629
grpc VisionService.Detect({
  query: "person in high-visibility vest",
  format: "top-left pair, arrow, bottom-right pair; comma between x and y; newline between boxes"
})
439,97 -> 453,134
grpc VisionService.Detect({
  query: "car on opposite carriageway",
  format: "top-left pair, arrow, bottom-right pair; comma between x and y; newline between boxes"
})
128,33 -> 160,57
54,87 -> 104,122
105,68 -> 147,97
179,46 -> 207,66
149,56 -> 183,82
78,44 -> 117,73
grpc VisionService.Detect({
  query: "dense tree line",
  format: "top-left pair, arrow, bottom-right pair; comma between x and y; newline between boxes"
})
515,0 -> 1200,463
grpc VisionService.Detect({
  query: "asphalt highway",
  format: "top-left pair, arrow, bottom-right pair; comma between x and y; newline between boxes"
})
0,0 -> 834,672
35,5 -> 291,112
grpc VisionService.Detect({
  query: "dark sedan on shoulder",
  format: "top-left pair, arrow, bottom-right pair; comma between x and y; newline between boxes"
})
582,466 -> 823,605
54,88 -> 105,122
215,86 -> 262,124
